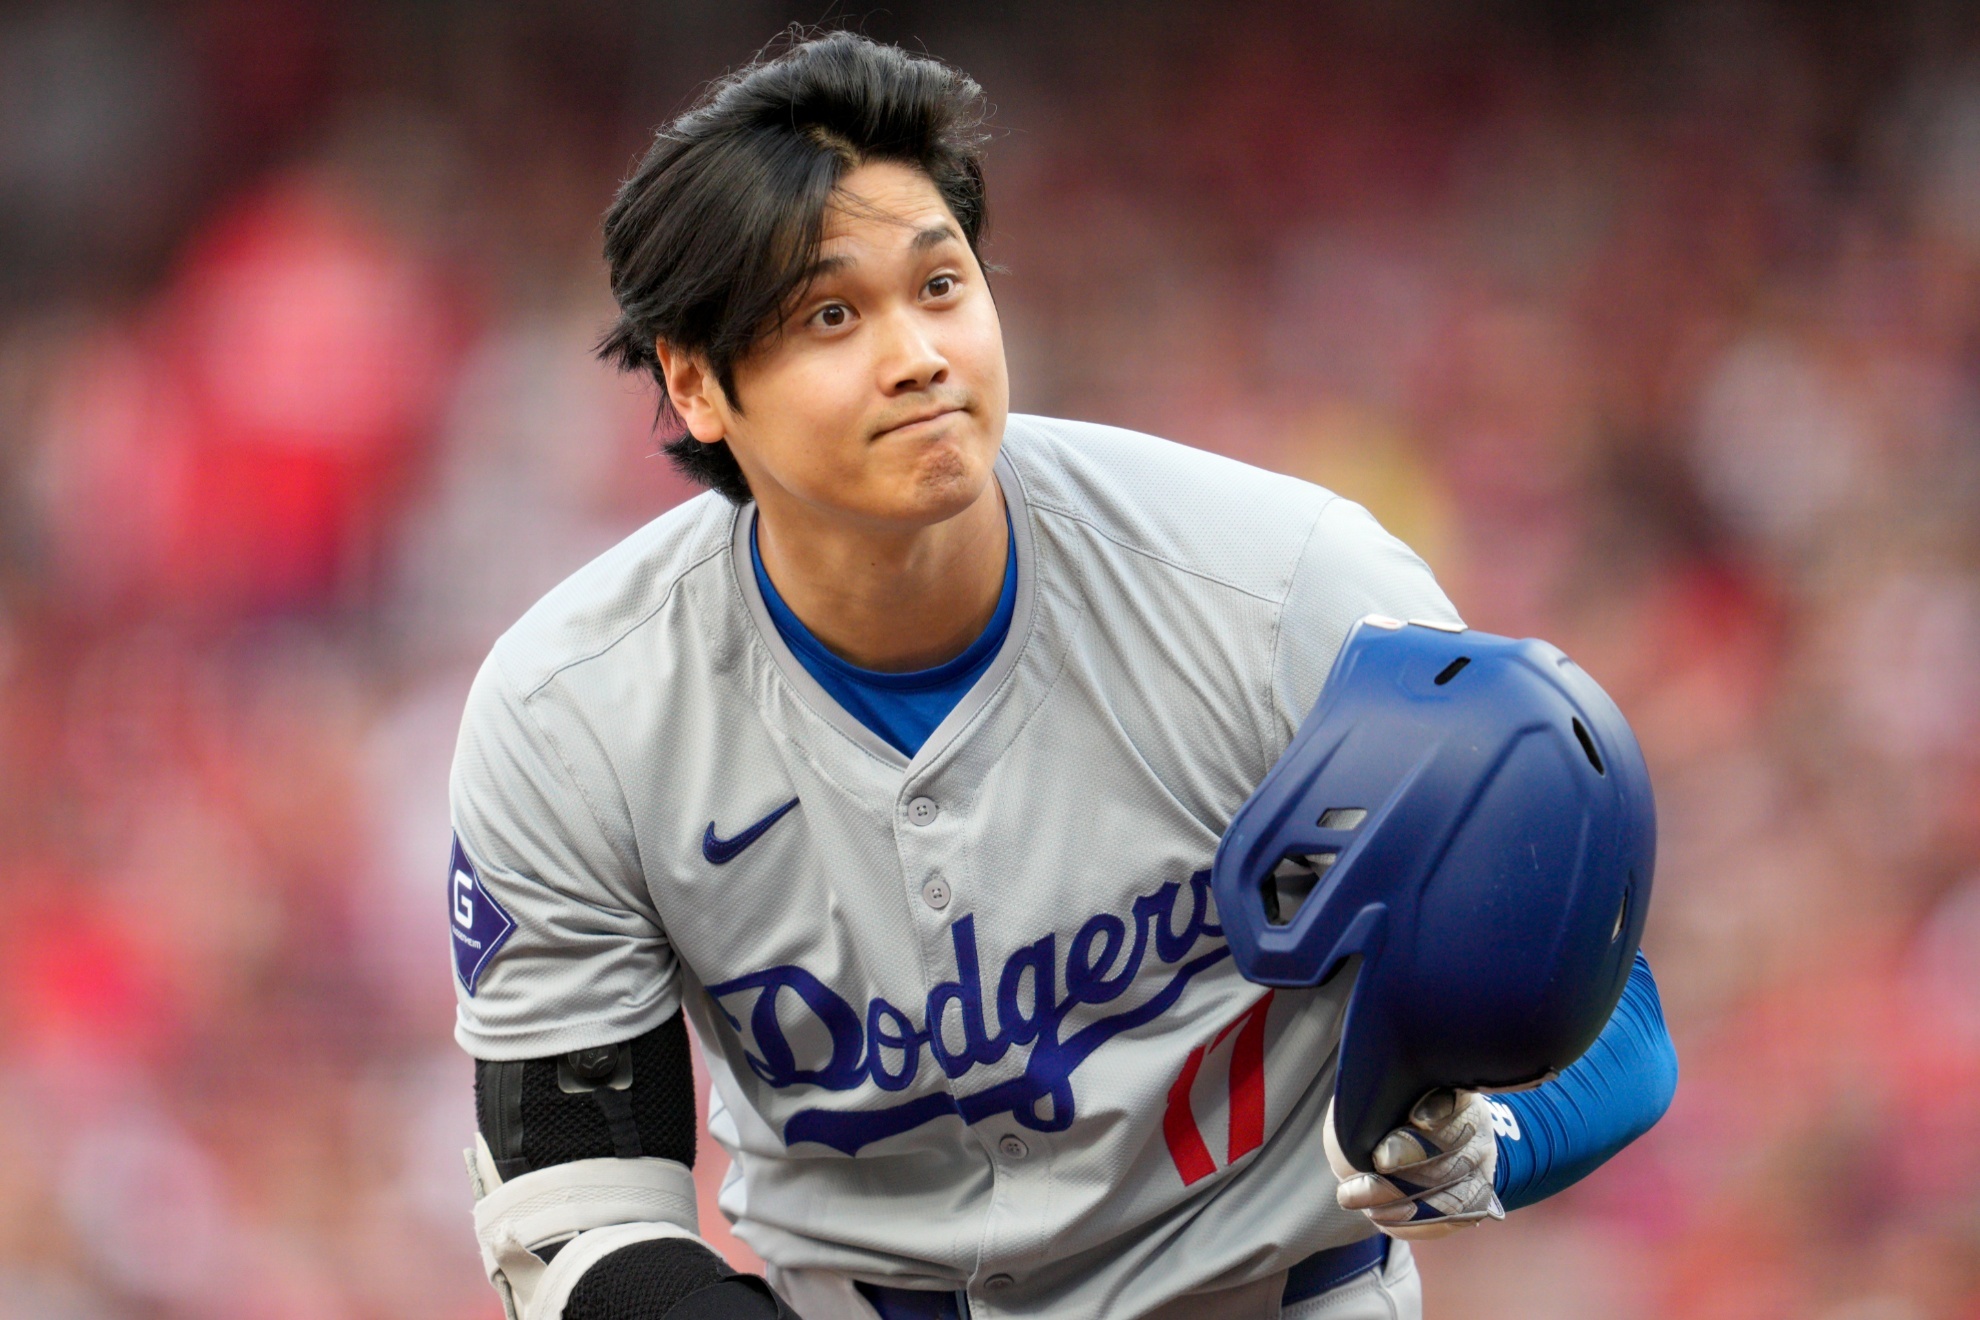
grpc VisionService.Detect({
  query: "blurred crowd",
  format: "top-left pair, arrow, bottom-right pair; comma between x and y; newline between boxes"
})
0,2 -> 1975,1317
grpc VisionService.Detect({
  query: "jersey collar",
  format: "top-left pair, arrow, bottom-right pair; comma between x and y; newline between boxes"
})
729,444 -> 1039,772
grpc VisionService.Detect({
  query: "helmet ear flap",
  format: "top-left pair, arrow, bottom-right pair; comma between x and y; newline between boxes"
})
1327,971 -> 1410,1174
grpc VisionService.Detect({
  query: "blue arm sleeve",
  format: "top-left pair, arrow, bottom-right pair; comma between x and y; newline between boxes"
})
1490,951 -> 1677,1211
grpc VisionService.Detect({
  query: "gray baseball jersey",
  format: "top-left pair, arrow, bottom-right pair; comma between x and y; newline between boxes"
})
449,414 -> 1461,1319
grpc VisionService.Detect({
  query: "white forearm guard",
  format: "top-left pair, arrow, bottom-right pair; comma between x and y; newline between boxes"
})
467,1134 -> 705,1320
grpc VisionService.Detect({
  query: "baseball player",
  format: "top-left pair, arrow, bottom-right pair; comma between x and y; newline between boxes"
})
449,32 -> 1678,1320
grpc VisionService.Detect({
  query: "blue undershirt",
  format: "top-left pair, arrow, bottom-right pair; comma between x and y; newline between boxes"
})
1491,951 -> 1678,1210
750,513 -> 1017,758
753,510 -> 1673,1213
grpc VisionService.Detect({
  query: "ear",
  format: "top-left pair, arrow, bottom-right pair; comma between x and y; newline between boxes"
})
653,341 -> 731,444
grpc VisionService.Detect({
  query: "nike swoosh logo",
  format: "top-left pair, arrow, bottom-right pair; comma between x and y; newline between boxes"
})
702,797 -> 800,865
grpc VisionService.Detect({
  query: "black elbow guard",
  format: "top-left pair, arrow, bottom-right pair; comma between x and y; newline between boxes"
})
563,1238 -> 796,1320
474,1013 -> 698,1179
469,1016 -> 791,1319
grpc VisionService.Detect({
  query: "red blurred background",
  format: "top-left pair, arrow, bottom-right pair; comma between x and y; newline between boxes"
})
1,3 -> 1977,1316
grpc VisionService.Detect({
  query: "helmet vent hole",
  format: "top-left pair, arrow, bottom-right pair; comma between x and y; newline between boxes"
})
1610,891 -> 1629,942
1317,808 -> 1367,830
1433,657 -> 1471,686
1572,717 -> 1606,775
1263,853 -> 1337,926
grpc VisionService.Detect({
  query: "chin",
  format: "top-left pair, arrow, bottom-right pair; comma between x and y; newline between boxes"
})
898,442 -> 990,524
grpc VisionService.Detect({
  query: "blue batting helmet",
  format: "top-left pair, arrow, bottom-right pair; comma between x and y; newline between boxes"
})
1211,617 -> 1656,1173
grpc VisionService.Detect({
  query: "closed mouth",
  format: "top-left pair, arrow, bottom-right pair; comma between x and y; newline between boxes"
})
875,405 -> 964,438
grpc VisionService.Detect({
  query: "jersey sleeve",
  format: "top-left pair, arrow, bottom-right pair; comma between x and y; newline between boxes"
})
450,651 -> 679,1060
1270,495 -> 1463,738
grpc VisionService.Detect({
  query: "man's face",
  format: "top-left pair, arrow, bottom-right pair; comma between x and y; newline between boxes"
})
702,160 -> 1009,530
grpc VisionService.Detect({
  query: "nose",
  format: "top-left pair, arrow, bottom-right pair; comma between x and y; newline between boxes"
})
878,306 -> 948,394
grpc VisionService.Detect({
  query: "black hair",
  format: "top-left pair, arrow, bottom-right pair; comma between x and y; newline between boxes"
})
598,30 -> 991,505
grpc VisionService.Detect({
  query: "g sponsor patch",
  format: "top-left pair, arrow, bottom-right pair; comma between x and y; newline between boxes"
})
449,834 -> 514,994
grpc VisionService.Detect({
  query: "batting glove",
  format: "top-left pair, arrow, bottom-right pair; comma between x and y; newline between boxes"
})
1324,1088 -> 1506,1240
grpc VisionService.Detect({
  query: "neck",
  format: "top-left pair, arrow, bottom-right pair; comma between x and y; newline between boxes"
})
753,476 -> 1009,672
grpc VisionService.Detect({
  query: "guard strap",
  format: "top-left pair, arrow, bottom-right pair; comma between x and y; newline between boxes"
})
593,1087 -> 645,1159
468,1142 -> 700,1320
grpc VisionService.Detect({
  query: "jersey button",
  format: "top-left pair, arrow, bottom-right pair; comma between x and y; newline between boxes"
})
984,1274 -> 1014,1292
907,796 -> 939,826
921,876 -> 951,911
997,1134 -> 1029,1160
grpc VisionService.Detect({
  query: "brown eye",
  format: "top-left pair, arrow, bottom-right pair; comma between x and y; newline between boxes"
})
926,275 -> 955,298
817,304 -> 848,328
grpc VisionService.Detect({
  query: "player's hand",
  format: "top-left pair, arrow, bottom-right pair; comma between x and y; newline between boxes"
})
1324,1089 -> 1506,1241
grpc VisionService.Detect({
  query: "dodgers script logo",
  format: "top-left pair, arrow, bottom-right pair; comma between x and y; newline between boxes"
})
705,870 -> 1228,1155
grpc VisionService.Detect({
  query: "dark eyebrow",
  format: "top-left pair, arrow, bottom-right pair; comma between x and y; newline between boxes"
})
911,223 -> 962,251
798,224 -> 961,286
